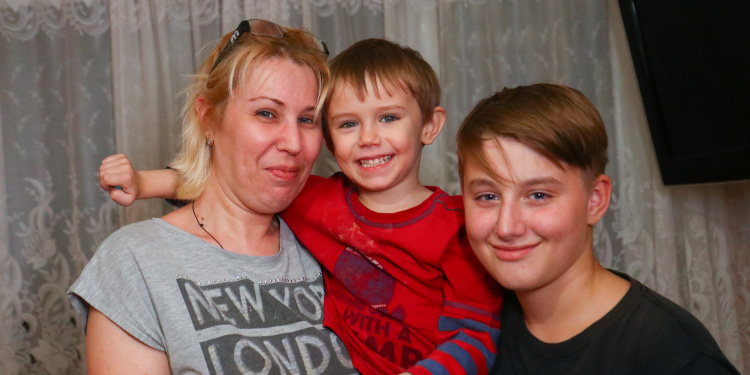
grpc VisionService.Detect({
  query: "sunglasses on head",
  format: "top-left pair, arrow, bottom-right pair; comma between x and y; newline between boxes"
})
209,19 -> 329,74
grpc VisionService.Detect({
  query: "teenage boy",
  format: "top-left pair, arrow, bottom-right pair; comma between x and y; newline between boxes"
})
456,83 -> 739,374
99,39 -> 502,375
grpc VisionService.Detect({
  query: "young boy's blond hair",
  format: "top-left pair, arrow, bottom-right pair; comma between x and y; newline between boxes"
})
321,38 -> 441,151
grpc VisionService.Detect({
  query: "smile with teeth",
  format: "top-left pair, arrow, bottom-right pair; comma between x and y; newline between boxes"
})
359,155 -> 393,168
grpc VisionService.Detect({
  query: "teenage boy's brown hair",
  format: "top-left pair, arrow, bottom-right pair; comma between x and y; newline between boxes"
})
457,83 -> 609,183
322,38 -> 441,150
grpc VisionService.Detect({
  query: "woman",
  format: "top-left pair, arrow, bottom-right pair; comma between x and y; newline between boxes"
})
68,20 -> 354,374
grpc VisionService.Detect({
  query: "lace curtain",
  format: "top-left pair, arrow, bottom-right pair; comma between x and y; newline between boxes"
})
0,1 -> 116,373
0,0 -> 747,373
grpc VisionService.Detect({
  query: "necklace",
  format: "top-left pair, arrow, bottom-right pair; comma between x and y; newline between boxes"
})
192,201 -> 224,249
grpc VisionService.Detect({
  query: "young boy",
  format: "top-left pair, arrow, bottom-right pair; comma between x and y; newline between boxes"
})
456,83 -> 740,374
100,39 -> 503,374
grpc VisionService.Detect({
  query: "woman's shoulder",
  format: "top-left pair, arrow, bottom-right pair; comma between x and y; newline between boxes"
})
95,218 -> 188,259
102,218 -> 174,243
277,216 -> 323,274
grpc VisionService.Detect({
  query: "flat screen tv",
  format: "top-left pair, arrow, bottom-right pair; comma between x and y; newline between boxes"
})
618,0 -> 750,185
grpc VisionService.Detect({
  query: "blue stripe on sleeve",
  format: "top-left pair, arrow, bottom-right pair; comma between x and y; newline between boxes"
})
415,358 -> 449,375
438,315 -> 502,342
437,316 -> 501,369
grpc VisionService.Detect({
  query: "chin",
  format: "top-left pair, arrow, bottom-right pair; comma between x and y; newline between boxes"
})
249,192 -> 296,215
266,199 -> 295,214
496,279 -> 536,293
473,254 -> 505,286
481,260 -> 534,291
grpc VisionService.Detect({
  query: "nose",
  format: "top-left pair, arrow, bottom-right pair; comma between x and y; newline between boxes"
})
277,120 -> 302,154
358,123 -> 381,146
495,201 -> 525,240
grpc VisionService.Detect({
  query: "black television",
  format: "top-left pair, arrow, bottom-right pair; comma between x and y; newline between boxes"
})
617,0 -> 750,185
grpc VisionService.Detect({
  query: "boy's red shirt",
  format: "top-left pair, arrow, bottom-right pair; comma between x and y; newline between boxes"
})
281,173 -> 503,375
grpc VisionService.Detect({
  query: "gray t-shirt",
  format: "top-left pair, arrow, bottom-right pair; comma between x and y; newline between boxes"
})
68,218 -> 355,374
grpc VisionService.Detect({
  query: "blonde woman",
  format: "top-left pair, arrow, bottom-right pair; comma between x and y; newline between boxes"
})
69,20 -> 354,374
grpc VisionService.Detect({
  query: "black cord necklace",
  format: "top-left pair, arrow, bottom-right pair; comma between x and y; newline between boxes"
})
192,201 -> 224,249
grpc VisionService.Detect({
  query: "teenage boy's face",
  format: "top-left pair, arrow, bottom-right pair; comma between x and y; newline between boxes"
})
462,137 -> 610,293
326,79 -> 435,196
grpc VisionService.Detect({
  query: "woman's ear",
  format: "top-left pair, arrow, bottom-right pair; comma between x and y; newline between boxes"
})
587,174 -> 612,226
196,96 -> 211,124
196,96 -> 215,140
421,106 -> 446,145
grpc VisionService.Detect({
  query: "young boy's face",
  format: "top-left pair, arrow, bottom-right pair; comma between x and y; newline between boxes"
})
326,79 -> 434,195
461,136 -> 609,293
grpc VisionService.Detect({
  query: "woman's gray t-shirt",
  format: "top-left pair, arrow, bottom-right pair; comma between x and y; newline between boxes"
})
68,218 -> 354,374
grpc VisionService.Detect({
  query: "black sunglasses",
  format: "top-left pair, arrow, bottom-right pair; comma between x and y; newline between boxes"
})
209,19 -> 329,74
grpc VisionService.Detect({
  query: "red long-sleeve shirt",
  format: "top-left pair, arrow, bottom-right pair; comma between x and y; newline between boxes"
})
282,173 -> 503,374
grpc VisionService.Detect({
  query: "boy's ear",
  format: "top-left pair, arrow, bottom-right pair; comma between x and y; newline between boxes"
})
587,174 -> 612,226
421,106 -> 446,145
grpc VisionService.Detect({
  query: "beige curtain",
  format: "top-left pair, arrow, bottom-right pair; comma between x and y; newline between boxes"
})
105,0 -> 750,371
1,0 -> 746,373
606,2 -> 750,367
0,1 -> 115,373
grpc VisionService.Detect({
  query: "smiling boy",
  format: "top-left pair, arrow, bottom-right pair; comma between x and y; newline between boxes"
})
100,39 -> 503,375
457,83 -> 739,374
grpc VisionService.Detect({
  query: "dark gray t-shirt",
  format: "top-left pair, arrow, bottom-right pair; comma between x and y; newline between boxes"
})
492,271 -> 739,374
68,218 -> 355,374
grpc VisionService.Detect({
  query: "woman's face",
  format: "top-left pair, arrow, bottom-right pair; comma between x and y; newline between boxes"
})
208,57 -> 322,214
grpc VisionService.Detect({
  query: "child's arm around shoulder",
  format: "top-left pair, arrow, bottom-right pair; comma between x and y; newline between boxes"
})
99,154 -> 179,207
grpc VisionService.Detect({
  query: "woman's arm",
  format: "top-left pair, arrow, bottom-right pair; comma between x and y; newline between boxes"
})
86,307 -> 171,375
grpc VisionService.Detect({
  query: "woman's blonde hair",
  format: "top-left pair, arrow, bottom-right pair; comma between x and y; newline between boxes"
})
171,22 -> 330,199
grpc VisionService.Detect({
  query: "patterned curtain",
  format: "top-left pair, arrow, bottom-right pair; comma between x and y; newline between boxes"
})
0,1 -> 115,373
1,0 -> 747,373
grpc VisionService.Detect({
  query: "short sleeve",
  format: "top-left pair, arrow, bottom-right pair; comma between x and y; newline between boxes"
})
67,229 -> 165,351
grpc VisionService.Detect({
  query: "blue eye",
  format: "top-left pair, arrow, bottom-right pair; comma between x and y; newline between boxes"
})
339,121 -> 357,129
381,115 -> 398,123
529,192 -> 548,200
299,117 -> 314,124
476,193 -> 499,201
257,110 -> 275,118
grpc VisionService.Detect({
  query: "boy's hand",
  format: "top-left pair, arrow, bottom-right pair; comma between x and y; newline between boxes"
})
99,154 -> 141,207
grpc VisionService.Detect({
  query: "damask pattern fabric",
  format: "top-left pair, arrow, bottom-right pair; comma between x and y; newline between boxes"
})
0,1 -> 115,374
1,0 -> 748,374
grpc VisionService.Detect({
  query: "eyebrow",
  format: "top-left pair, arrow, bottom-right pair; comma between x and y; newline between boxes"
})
466,176 -> 562,190
328,102 -> 406,116
246,97 -> 316,113
246,96 -> 284,106
466,178 -> 501,190
376,103 -> 406,112
520,177 -> 562,189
